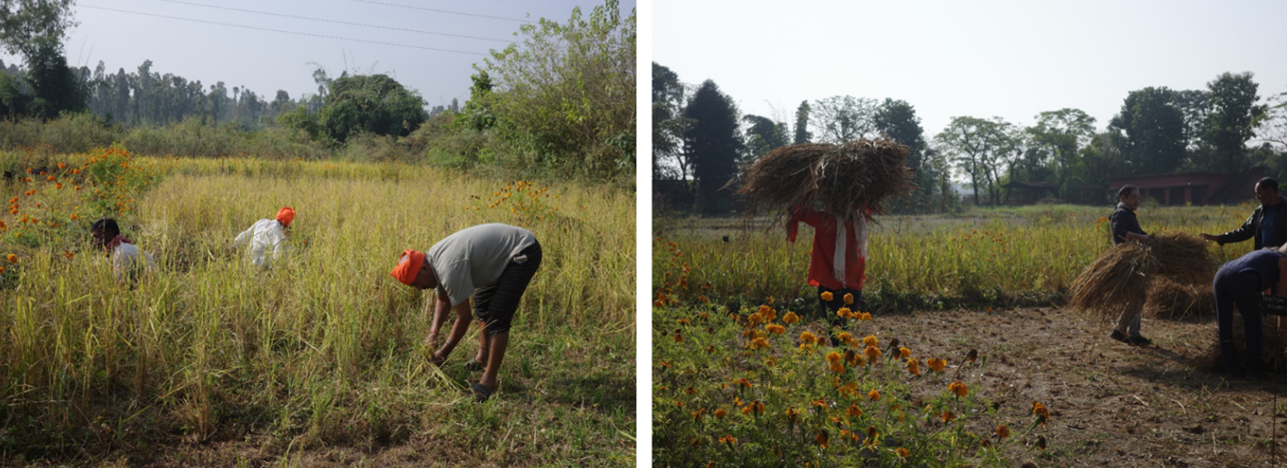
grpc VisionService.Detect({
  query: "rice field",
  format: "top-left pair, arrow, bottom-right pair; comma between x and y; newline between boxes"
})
0,149 -> 635,466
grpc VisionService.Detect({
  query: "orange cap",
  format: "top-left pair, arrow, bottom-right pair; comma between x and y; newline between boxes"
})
276,207 -> 296,227
390,249 -> 425,286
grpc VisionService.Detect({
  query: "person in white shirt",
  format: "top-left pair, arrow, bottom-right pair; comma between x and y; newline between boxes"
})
390,223 -> 542,402
90,218 -> 155,284
233,207 -> 295,268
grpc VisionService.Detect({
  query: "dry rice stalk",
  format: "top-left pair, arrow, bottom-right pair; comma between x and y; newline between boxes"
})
1143,232 -> 1215,283
1144,277 -> 1214,320
734,139 -> 914,223
1070,242 -> 1158,321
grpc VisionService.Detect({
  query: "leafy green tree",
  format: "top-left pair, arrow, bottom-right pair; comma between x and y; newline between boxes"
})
652,62 -> 689,180
742,114 -> 787,159
318,73 -> 428,143
1172,89 -> 1209,149
0,68 -> 31,116
810,95 -> 876,143
793,100 -> 811,144
0,0 -> 77,58
459,70 -> 495,131
934,116 -> 1018,205
1109,87 -> 1185,174
1199,72 -> 1266,171
875,99 -> 939,212
23,35 -> 82,118
1026,108 -> 1096,197
474,0 -> 635,179
684,79 -> 743,214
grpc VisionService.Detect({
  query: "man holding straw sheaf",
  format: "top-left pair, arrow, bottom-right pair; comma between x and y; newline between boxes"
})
1108,185 -> 1152,346
1200,177 -> 1287,250
787,203 -> 871,347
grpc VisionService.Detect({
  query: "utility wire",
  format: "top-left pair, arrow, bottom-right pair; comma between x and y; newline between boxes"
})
79,4 -> 488,56
152,0 -> 513,43
351,0 -> 533,24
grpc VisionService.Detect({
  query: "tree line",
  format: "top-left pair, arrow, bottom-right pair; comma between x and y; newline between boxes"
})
654,61 -> 1285,214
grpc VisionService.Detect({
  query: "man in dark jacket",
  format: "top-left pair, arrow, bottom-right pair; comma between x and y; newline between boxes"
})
1109,185 -> 1152,345
1202,178 -> 1287,250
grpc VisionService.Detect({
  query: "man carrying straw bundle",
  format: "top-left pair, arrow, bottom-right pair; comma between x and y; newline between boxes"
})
1201,177 -> 1287,250
788,204 -> 871,347
1109,185 -> 1152,345
1211,245 -> 1287,380
390,223 -> 542,402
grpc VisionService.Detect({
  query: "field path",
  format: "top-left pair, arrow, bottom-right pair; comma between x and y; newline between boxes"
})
864,306 -> 1287,467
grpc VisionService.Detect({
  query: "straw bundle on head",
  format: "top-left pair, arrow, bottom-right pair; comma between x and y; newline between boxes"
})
1070,242 -> 1158,321
1143,232 -> 1215,283
1144,277 -> 1215,320
735,139 -> 914,222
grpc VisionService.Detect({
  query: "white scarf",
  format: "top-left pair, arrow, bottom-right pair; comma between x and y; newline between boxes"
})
833,213 -> 868,284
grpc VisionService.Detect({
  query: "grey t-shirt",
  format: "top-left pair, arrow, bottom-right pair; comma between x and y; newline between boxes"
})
427,223 -> 538,306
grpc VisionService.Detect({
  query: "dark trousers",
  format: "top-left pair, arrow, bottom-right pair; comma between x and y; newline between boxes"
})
474,243 -> 543,336
817,285 -> 862,330
1213,268 -> 1265,373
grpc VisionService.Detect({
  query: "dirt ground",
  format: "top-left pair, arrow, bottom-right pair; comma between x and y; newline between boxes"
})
861,305 -> 1287,468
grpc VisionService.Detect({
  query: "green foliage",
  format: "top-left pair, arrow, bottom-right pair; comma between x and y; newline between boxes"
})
1109,87 -> 1185,174
1200,72 -> 1266,171
811,95 -> 877,144
742,114 -> 787,159
684,79 -> 742,215
275,104 -> 328,144
475,0 -> 636,180
652,62 -> 688,180
318,73 -> 428,144
0,0 -> 77,57
459,71 -> 496,132
934,116 -> 1018,206
793,101 -> 812,145
23,36 -> 83,119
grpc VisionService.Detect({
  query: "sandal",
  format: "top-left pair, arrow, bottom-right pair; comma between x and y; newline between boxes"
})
471,383 -> 493,403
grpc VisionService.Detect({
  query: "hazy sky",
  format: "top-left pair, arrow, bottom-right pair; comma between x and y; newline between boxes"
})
1,0 -> 635,108
653,0 -> 1287,139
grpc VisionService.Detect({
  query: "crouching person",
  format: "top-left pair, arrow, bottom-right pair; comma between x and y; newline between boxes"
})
233,207 -> 294,269
91,218 -> 155,284
1213,244 -> 1287,380
390,223 -> 542,402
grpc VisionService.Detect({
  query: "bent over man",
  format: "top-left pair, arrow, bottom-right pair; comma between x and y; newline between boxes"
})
234,207 -> 294,268
390,223 -> 542,402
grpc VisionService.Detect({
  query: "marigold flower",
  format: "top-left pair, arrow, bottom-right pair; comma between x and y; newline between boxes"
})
907,358 -> 920,375
751,337 -> 769,349
674,400 -> 684,408
786,406 -> 799,425
899,347 -> 911,359
719,434 -> 736,445
816,431 -> 829,449
800,331 -> 816,344
896,447 -> 909,457
57,162 -> 66,169
1036,435 -> 1047,450
829,360 -> 845,374
942,410 -> 956,423
865,345 -> 881,359
674,332 -> 683,342
765,324 -> 785,334
0,266 -> 5,273
820,291 -> 833,301
867,389 -> 880,401
714,409 -> 727,419
758,304 -> 772,316
811,398 -> 827,409
54,183 -> 62,189
7,197 -> 15,204
783,311 -> 799,324
863,335 -> 878,347
949,380 -> 969,398
826,351 -> 842,363
837,307 -> 851,319
966,349 -> 978,363
5,254 -> 15,263
859,312 -> 872,321
748,312 -> 763,325
927,358 -> 947,372
46,176 -> 55,181
867,426 -> 878,440
74,186 -> 81,191
677,318 -> 690,326
63,251 -> 74,259
847,403 -> 862,417
996,425 -> 1010,439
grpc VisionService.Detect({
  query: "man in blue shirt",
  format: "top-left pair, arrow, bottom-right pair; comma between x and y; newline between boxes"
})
1202,178 -> 1287,250
1212,245 -> 1287,379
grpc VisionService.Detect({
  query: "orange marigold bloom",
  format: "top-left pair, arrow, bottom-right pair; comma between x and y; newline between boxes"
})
896,447 -> 909,457
714,409 -> 727,419
816,431 -> 829,449
74,186 -> 81,191
862,335 -> 878,347
949,380 -> 969,398
57,162 -> 66,169
6,254 -> 16,263
867,389 -> 880,401
46,176 -> 55,181
837,307 -> 851,319
63,251 -> 74,259
7,197 -> 15,203
843,292 -> 854,304
719,434 -> 736,445
820,291 -> 833,301
907,358 -> 920,375
847,403 -> 862,417
54,183 -> 62,189
927,358 -> 947,372
758,304 -> 772,316
751,337 -> 769,349
766,324 -> 785,334
864,345 -> 881,359
674,332 -> 683,342
786,406 -> 799,425
942,410 -> 956,423
899,347 -> 911,359
800,331 -> 816,344
783,311 -> 799,324
677,318 -> 690,325
828,360 -> 845,374
0,266 -> 5,273
996,425 -> 1010,439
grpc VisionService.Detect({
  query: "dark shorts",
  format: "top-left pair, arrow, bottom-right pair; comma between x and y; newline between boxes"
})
474,242 -> 542,336
817,285 -> 862,327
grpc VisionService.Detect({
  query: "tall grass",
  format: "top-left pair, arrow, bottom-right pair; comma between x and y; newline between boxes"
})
0,156 -> 635,464
655,205 -> 1258,311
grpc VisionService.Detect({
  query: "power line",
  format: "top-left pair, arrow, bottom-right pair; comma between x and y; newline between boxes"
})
79,4 -> 488,56
351,0 -> 533,24
152,0 -> 513,43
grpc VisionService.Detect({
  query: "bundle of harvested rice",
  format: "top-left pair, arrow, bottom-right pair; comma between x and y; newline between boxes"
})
1070,242 -> 1158,321
735,139 -> 914,221
1144,232 -> 1215,283
1144,277 -> 1214,320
